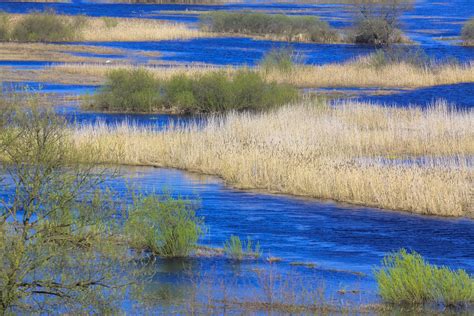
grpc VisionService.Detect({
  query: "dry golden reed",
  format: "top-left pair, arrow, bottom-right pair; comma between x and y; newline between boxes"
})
81,18 -> 215,42
5,14 -> 214,42
72,101 -> 474,217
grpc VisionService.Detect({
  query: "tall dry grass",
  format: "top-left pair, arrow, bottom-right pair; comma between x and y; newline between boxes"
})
50,59 -> 474,88
4,14 -> 213,42
71,101 -> 474,217
81,18 -> 214,42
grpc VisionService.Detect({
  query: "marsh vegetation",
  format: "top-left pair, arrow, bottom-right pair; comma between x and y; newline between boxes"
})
462,18 -> 474,46
201,12 -> 339,43
72,100 -> 473,217
90,68 -> 297,113
0,12 -> 210,43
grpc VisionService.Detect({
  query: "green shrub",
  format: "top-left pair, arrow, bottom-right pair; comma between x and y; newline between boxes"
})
201,12 -> 339,43
125,193 -> 204,257
93,68 -> 297,114
163,70 -> 298,113
375,249 -> 474,307
0,12 -> 10,41
223,235 -> 261,260
11,11 -> 86,42
94,68 -> 160,112
461,18 -> 474,45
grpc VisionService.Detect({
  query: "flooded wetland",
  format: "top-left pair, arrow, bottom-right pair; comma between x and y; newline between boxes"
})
0,0 -> 472,314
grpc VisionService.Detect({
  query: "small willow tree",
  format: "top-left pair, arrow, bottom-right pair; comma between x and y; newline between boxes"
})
0,105 -> 131,313
351,0 -> 413,45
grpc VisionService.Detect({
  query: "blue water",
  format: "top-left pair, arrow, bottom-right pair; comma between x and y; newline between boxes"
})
111,166 -> 474,305
357,83 -> 474,109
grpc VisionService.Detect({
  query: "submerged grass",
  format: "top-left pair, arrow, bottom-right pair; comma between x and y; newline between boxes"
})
71,100 -> 473,217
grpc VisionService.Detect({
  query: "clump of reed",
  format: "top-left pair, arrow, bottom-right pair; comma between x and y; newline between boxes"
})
375,249 -> 473,307
81,17 -> 213,42
91,68 -> 298,113
461,18 -> 474,46
200,11 -> 339,43
223,235 -> 261,260
71,101 -> 473,217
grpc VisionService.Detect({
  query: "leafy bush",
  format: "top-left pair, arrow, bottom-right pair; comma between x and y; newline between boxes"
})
11,11 -> 87,42
93,68 -> 298,113
0,12 -> 10,41
201,12 -> 339,43
375,249 -> 473,307
223,235 -> 261,260
94,68 -> 161,112
163,70 -> 298,113
461,18 -> 474,44
125,193 -> 204,257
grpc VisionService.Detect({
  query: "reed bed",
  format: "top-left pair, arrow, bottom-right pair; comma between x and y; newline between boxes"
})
3,14 -> 213,42
71,101 -> 474,217
81,18 -> 214,42
51,59 -> 474,88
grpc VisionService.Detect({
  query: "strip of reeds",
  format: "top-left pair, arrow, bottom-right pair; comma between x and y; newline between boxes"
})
2,14 -> 213,42
71,101 -> 474,217
81,17 -> 214,42
51,58 -> 474,88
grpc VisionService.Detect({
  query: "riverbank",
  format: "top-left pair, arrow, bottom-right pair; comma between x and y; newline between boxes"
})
71,100 -> 473,217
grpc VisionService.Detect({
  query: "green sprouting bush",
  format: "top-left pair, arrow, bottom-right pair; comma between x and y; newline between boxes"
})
223,235 -> 261,260
11,10 -> 87,42
461,18 -> 474,45
125,193 -> 204,257
200,12 -> 339,43
162,69 -> 298,113
94,68 -> 160,112
0,12 -> 10,41
94,68 -> 297,114
375,249 -> 474,307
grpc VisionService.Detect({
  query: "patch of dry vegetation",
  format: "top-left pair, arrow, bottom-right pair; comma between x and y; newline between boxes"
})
48,58 -> 474,88
2,14 -> 214,42
71,101 -> 474,217
0,42 -> 125,62
81,17 -> 214,42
